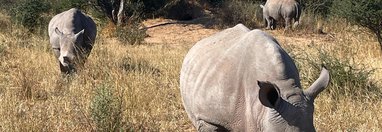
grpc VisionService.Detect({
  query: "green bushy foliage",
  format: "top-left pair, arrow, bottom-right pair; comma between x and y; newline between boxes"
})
301,0 -> 333,18
215,0 -> 262,29
91,84 -> 125,131
331,0 -> 382,50
315,50 -> 380,101
11,0 -> 50,32
289,46 -> 382,101
115,16 -> 147,45
51,0 -> 90,13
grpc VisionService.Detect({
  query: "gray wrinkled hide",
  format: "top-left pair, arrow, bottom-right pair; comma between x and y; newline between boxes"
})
180,24 -> 330,131
261,0 -> 301,30
48,8 -> 97,74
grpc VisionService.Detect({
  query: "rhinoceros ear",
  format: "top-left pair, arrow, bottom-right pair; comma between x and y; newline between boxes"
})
55,27 -> 63,36
75,29 -> 85,38
258,81 -> 281,108
304,67 -> 330,100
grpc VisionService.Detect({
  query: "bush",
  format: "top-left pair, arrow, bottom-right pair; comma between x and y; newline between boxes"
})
315,50 -> 380,101
91,84 -> 125,131
290,46 -> 382,101
51,0 -> 90,13
164,0 -> 204,20
301,0 -> 333,18
11,0 -> 50,32
214,0 -> 262,29
331,0 -> 382,51
115,16 -> 147,45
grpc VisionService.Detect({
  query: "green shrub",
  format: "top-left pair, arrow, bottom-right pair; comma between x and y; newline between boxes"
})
91,84 -> 125,131
164,0 -> 204,20
115,16 -> 147,45
215,0 -> 262,29
331,0 -> 382,50
290,46 -> 382,101
51,0 -> 90,13
301,0 -> 333,18
11,0 -> 50,32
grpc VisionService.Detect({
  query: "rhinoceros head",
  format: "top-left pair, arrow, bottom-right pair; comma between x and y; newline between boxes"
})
54,27 -> 85,70
258,67 -> 330,132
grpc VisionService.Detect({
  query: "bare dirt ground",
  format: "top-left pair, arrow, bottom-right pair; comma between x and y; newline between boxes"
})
142,18 -> 336,47
143,18 -> 219,45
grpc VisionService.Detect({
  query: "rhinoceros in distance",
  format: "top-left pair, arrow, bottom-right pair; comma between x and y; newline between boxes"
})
260,0 -> 301,30
180,24 -> 330,131
48,8 -> 97,74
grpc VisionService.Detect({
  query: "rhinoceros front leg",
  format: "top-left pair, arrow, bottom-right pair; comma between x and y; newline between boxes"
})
196,120 -> 228,132
284,17 -> 292,30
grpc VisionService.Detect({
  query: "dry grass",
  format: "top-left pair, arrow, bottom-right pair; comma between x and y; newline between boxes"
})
0,10 -> 382,131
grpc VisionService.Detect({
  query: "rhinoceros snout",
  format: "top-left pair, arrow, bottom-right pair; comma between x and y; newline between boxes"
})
59,55 -> 74,67
63,56 -> 70,64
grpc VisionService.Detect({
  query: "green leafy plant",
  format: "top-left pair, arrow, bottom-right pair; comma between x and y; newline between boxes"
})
332,0 -> 382,51
91,84 -> 125,131
215,0 -> 262,28
290,46 -> 382,101
12,0 -> 50,32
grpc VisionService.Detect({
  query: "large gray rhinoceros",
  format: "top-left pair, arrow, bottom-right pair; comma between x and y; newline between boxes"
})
260,0 -> 301,30
48,8 -> 97,74
180,24 -> 330,131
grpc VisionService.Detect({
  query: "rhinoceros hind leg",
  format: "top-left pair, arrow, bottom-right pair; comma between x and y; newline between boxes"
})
196,120 -> 228,132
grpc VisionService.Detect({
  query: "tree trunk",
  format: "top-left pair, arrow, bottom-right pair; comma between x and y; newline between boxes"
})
117,0 -> 124,26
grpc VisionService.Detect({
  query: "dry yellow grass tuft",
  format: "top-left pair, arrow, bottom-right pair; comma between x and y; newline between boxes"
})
0,12 -> 381,131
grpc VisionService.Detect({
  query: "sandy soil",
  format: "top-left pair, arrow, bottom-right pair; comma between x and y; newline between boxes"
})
142,18 -> 336,46
143,18 -> 219,45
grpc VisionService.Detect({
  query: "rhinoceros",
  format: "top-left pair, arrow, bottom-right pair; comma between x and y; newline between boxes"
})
260,0 -> 301,30
48,8 -> 97,74
180,24 -> 330,131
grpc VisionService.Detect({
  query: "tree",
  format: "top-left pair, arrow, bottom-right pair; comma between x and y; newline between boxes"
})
94,0 -> 124,25
332,0 -> 382,51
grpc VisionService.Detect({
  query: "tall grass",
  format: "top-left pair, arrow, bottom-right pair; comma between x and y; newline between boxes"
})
0,8 -> 382,131
0,14 -> 192,130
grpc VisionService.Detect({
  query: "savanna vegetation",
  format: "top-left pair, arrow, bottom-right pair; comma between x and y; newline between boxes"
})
0,0 -> 381,131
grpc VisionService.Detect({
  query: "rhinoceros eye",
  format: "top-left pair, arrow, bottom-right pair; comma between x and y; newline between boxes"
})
53,48 -> 60,51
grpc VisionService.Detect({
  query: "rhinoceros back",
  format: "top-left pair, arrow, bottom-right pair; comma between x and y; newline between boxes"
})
180,24 -> 300,130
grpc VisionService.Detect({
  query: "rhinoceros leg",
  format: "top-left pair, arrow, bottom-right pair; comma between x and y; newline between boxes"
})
271,19 -> 277,30
196,120 -> 228,132
284,17 -> 292,30
265,16 -> 273,30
